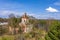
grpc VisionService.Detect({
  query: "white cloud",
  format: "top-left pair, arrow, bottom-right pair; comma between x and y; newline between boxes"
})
54,2 -> 60,6
46,7 -> 59,12
0,10 -> 25,18
0,10 -> 40,18
0,10 -> 23,15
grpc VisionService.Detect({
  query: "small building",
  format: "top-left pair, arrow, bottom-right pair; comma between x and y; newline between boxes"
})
21,13 -> 29,24
0,22 -> 8,25
0,22 -> 8,28
19,13 -> 33,33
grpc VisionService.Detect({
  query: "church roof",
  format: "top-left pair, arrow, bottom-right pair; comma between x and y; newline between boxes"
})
22,13 -> 29,19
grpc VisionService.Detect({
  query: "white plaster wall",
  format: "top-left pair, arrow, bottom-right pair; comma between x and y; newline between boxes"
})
21,18 -> 29,23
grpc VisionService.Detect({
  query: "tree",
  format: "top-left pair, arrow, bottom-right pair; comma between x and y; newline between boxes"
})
8,14 -> 20,34
0,25 -> 2,35
45,20 -> 60,40
0,25 -> 8,35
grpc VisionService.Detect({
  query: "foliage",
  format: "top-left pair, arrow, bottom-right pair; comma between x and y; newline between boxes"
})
0,14 -> 60,40
0,35 -> 14,40
45,20 -> 60,40
0,25 -> 8,35
8,14 -> 21,34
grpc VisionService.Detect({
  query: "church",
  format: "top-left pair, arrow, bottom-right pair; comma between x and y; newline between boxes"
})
19,13 -> 33,33
8,13 -> 33,34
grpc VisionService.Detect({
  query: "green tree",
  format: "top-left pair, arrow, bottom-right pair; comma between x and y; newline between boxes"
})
8,14 -> 20,34
45,20 -> 60,40
0,25 -> 8,35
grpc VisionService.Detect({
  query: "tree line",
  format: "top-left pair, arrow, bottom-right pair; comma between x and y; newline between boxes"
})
0,14 -> 60,40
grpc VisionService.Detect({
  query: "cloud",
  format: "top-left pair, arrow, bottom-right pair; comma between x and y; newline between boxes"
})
46,7 -> 59,12
54,2 -> 60,6
0,10 -> 24,18
0,10 -> 39,18
0,10 -> 60,20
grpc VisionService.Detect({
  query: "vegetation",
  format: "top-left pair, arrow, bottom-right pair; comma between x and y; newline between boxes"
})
45,20 -> 60,40
0,14 -> 60,40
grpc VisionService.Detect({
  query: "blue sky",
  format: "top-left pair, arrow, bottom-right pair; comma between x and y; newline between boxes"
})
0,0 -> 60,19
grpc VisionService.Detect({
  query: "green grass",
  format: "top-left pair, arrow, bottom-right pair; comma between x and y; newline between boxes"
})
0,35 -> 14,40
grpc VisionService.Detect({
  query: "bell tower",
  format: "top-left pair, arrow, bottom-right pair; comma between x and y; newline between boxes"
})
21,13 -> 29,24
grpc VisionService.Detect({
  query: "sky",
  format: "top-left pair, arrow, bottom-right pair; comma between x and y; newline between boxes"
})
0,0 -> 60,20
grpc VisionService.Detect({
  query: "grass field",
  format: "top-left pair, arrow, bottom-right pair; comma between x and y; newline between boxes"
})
0,35 -> 15,40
